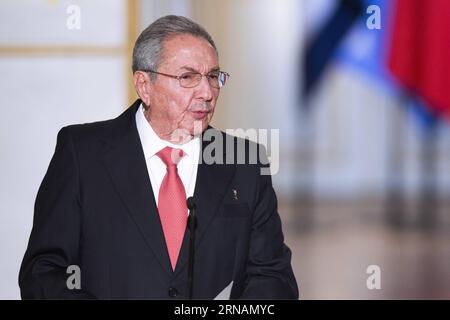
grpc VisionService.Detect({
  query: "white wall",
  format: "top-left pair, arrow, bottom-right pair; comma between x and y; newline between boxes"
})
0,0 -> 127,299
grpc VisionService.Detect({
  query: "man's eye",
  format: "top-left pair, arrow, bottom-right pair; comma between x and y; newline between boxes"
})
180,73 -> 196,80
208,73 -> 219,79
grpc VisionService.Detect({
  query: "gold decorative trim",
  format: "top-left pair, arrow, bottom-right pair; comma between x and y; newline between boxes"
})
127,0 -> 139,106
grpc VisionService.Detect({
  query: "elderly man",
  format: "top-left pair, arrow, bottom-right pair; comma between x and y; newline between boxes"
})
19,15 -> 298,299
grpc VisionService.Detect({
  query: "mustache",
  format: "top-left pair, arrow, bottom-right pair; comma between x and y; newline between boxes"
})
187,102 -> 213,112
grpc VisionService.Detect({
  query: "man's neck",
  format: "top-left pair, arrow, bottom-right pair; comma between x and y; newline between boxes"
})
143,107 -> 194,145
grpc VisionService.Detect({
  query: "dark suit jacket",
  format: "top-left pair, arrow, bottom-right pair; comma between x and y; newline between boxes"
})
19,99 -> 299,299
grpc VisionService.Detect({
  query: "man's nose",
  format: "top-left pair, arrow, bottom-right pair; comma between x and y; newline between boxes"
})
195,75 -> 214,101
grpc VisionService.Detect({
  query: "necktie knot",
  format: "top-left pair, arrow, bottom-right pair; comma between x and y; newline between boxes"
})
157,146 -> 184,168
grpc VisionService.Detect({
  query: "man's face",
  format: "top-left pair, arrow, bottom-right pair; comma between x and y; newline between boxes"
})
146,34 -> 220,142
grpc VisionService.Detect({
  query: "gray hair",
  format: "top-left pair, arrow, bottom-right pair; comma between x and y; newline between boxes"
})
132,15 -> 218,79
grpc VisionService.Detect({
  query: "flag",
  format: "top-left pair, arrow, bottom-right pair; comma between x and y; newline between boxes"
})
388,0 -> 450,121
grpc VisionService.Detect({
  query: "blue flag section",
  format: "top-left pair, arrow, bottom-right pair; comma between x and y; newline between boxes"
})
304,0 -> 442,127
334,0 -> 394,90
303,0 -> 364,98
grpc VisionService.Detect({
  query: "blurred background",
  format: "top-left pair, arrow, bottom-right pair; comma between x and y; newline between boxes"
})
0,0 -> 449,299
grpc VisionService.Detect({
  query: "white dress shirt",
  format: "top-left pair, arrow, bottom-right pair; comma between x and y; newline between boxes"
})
135,104 -> 200,210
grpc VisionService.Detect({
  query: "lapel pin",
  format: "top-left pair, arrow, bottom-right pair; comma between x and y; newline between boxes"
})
232,189 -> 239,201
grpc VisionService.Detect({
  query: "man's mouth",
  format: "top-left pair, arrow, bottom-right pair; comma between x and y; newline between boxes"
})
191,110 -> 209,119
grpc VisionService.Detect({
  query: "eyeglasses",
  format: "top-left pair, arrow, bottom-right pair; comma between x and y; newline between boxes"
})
143,69 -> 230,89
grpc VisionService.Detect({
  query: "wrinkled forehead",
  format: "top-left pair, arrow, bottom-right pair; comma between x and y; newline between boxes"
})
159,34 -> 219,71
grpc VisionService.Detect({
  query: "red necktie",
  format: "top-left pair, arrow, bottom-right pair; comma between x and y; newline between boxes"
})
157,146 -> 187,271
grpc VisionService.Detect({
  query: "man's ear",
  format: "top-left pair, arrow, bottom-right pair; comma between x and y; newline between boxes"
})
133,71 -> 152,106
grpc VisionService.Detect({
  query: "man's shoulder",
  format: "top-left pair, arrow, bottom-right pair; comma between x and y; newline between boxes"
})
59,104 -> 136,144
204,127 -> 262,148
63,117 -> 118,137
202,127 -> 269,167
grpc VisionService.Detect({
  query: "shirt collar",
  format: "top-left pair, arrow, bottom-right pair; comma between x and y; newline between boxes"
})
135,103 -> 199,160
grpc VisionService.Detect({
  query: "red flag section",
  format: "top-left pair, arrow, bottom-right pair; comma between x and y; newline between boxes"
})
388,0 -> 450,120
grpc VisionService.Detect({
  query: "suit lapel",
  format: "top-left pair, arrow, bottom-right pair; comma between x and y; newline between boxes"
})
101,100 -> 173,276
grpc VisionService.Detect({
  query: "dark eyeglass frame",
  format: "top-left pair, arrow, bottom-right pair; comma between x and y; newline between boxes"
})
141,69 -> 230,89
